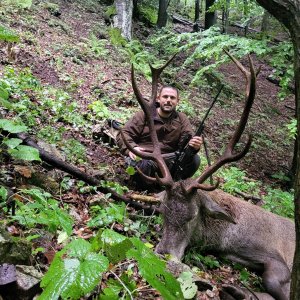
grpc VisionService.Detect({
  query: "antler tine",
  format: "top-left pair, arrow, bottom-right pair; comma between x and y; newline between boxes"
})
191,51 -> 258,185
149,53 -> 178,104
121,58 -> 176,188
120,129 -> 174,187
135,164 -> 175,187
184,179 -> 220,195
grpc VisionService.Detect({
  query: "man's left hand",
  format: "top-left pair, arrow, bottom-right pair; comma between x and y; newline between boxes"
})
188,136 -> 203,151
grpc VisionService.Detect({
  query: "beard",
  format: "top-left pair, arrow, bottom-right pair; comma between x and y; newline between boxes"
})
160,103 -> 175,113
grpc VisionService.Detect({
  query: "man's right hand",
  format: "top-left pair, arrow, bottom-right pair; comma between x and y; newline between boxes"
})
129,147 -> 146,160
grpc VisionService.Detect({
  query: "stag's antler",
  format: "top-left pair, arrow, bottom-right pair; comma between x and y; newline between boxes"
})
184,50 -> 260,194
120,55 -> 177,188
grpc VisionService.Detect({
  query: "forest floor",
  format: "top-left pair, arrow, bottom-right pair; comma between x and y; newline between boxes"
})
0,0 -> 295,299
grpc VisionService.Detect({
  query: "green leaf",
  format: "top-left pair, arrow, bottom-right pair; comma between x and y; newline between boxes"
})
100,229 -> 133,263
126,238 -> 183,300
13,0 -> 32,9
99,278 -> 123,300
101,228 -> 127,245
12,189 -> 75,234
57,231 -> 69,244
0,119 -> 27,133
177,272 -> 197,299
100,275 -> 136,300
0,97 -> 13,109
126,166 -> 135,175
3,138 -> 22,149
239,269 -> 250,282
0,186 -> 8,202
55,209 -> 73,236
0,86 -> 9,100
8,145 -> 41,161
40,239 -> 109,300
106,238 -> 133,264
0,25 -> 19,42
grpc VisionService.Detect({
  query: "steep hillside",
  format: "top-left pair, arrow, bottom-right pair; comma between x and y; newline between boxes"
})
0,0 -> 295,299
1,0 -> 294,189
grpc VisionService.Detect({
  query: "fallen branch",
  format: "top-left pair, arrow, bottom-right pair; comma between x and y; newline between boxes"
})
266,76 -> 295,94
14,133 -> 158,214
129,193 -> 159,203
235,191 -> 264,205
285,104 -> 295,111
172,14 -> 194,26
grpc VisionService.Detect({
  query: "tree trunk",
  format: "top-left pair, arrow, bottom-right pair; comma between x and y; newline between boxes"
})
193,0 -> 200,32
255,0 -> 300,298
113,0 -> 133,40
292,35 -> 300,299
204,0 -> 216,29
157,0 -> 169,28
222,0 -> 230,33
132,0 -> 139,19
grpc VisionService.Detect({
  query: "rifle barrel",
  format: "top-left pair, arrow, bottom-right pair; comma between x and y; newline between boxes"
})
195,85 -> 224,136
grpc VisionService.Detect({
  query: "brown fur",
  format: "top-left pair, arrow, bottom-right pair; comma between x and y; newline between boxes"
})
156,180 -> 295,300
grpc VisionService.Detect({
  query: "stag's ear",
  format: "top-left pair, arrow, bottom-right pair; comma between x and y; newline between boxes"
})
201,196 -> 236,224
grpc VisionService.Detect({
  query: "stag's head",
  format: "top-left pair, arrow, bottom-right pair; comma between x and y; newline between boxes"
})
121,51 -> 259,259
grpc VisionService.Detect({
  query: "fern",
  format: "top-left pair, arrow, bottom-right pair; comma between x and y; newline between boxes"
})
149,26 -> 294,95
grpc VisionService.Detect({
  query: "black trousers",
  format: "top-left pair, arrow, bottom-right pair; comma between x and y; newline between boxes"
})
126,152 -> 200,191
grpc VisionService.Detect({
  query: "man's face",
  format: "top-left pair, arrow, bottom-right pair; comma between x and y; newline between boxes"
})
157,87 -> 179,114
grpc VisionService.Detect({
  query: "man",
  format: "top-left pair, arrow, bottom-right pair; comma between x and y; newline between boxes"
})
117,86 -> 203,190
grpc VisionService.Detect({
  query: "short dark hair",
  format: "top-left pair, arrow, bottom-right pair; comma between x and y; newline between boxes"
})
159,85 -> 179,98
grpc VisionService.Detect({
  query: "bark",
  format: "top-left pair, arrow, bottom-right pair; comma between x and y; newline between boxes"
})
132,0 -> 139,19
173,14 -> 194,26
14,133 -> 157,214
193,0 -> 200,32
221,0 -> 230,33
113,0 -> 133,40
291,34 -> 300,300
204,0 -> 216,29
255,0 -> 300,298
157,0 -> 169,28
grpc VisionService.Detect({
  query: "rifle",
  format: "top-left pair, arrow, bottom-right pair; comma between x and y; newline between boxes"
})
171,85 -> 224,180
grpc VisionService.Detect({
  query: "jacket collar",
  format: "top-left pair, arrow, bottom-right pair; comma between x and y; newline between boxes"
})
153,109 -> 178,123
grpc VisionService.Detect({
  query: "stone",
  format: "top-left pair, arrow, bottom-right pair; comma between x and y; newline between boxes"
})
0,264 -> 16,286
0,225 -> 32,265
16,265 -> 43,295
0,265 -> 43,300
